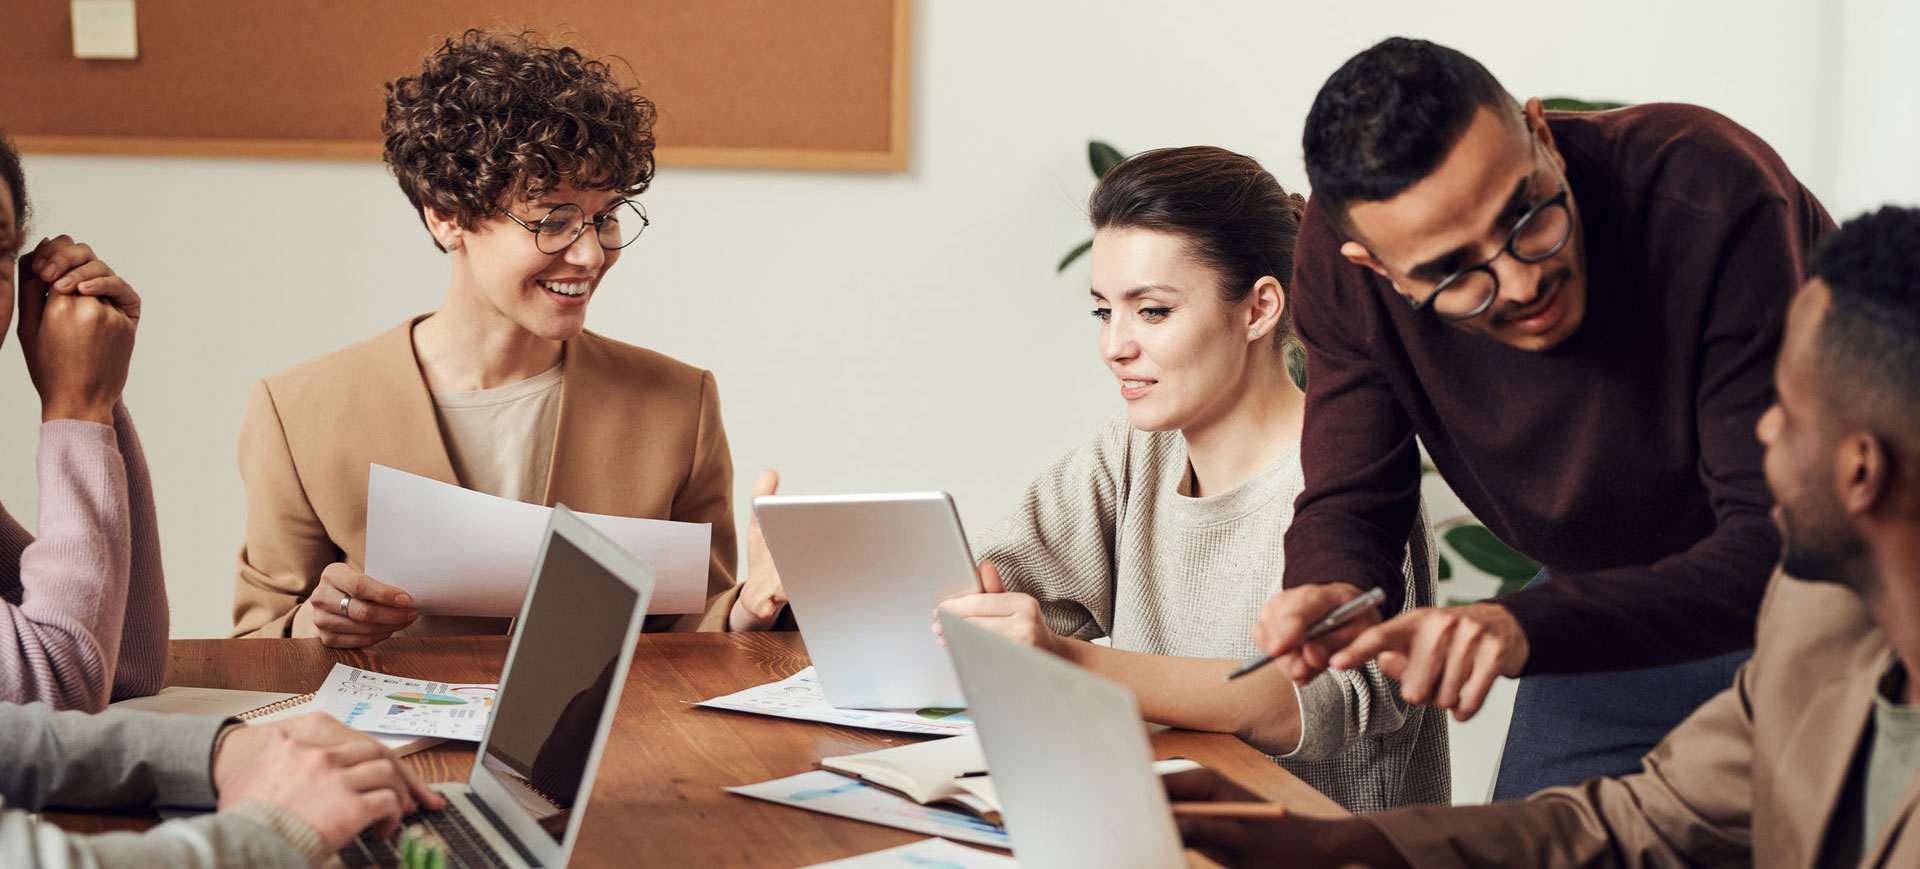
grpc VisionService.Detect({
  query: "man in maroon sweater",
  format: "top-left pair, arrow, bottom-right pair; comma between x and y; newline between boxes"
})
1252,37 -> 1832,797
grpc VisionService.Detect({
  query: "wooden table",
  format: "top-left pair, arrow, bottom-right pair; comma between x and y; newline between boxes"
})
54,633 -> 1342,865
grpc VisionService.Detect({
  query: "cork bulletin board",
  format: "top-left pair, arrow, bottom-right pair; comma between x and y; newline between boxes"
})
1,0 -> 911,171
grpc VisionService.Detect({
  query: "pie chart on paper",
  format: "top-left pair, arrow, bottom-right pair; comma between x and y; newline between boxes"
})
385,692 -> 468,706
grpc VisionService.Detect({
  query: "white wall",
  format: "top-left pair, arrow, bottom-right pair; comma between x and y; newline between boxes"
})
4,0 -> 1909,806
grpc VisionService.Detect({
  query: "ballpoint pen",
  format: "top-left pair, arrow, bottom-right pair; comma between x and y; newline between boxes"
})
1223,587 -> 1387,681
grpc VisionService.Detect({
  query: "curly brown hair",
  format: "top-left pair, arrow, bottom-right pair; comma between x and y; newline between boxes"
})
382,30 -> 657,251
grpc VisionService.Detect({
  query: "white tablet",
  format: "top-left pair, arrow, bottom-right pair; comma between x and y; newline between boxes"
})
752,492 -> 981,709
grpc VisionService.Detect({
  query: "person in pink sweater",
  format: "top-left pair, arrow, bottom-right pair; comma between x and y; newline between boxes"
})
0,132 -> 167,711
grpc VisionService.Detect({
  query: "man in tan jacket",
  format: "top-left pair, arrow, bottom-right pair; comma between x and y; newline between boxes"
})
1171,205 -> 1920,868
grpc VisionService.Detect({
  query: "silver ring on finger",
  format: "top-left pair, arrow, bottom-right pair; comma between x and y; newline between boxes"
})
338,594 -> 354,619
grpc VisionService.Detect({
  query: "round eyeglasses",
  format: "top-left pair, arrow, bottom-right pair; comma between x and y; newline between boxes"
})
504,199 -> 649,255
1413,186 -> 1573,322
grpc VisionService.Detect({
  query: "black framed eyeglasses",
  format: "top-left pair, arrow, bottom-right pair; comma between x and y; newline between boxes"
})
1412,185 -> 1573,322
504,199 -> 649,255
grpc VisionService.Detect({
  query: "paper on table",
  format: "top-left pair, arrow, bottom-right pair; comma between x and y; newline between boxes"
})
800,838 -> 1019,868
698,667 -> 974,736
311,662 -> 497,742
727,770 -> 1011,850
363,464 -> 710,616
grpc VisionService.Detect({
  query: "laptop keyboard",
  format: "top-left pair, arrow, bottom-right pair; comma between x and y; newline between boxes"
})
339,803 -> 511,869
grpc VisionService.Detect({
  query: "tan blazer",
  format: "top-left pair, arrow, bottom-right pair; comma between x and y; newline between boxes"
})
231,318 -> 738,638
1366,570 -> 1919,868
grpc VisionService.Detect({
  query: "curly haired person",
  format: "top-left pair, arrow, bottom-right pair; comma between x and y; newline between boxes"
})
231,31 -> 752,644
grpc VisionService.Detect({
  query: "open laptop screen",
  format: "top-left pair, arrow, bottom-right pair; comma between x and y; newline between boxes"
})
477,530 -> 639,841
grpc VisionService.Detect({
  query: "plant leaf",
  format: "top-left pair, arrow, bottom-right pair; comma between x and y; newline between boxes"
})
1443,525 -> 1542,583
1089,141 -> 1125,179
1057,237 -> 1094,273
1437,554 -> 1452,582
1539,97 -> 1629,113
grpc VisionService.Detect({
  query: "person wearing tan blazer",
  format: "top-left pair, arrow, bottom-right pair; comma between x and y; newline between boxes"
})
232,31 -> 759,643
230,320 -> 738,640
1169,208 -> 1920,868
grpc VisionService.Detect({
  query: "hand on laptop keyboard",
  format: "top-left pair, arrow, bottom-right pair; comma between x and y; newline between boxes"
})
214,712 -> 447,847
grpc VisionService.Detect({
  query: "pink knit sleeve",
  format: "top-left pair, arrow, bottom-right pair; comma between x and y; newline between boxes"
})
109,403 -> 169,699
0,419 -> 134,711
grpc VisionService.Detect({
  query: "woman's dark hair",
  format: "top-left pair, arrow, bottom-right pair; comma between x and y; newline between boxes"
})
0,129 -> 29,236
1089,145 -> 1308,345
382,30 -> 657,252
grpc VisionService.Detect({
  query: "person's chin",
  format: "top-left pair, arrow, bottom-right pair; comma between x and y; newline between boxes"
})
521,309 -> 588,343
1124,402 -> 1179,433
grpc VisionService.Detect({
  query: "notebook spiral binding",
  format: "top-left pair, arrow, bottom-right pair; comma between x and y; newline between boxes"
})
238,693 -> 318,720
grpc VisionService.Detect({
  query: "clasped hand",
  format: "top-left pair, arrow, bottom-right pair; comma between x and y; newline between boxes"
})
14,236 -> 141,425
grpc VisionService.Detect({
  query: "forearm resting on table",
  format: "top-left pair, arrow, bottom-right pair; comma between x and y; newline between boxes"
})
1059,639 -> 1302,755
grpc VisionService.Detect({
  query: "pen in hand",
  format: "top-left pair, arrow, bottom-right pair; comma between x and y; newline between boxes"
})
1223,587 -> 1387,682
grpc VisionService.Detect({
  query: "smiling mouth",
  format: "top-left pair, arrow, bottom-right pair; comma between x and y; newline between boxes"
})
1496,273 -> 1567,326
538,279 -> 590,297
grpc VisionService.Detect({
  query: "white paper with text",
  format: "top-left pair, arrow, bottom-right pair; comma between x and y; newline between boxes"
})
364,464 -> 709,615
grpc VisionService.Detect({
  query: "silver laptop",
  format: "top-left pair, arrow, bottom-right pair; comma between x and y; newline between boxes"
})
752,492 -> 980,709
939,611 -> 1187,868
341,504 -> 655,868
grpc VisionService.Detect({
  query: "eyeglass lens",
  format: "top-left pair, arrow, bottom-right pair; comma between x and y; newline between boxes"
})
1428,196 -> 1572,320
532,201 -> 647,254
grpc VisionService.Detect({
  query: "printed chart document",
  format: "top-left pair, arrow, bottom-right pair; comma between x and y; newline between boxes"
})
801,838 -> 1018,868
698,667 -> 974,736
727,770 -> 1011,850
309,662 -> 498,742
363,464 -> 710,616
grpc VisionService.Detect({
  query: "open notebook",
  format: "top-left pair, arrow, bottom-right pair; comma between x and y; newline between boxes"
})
819,735 -> 1001,823
816,733 -> 1200,827
110,686 -> 446,756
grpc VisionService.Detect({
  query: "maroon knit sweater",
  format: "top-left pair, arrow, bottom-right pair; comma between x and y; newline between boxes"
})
1284,104 -> 1833,675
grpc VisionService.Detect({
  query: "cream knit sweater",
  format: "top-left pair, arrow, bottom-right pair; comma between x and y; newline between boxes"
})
974,414 -> 1449,812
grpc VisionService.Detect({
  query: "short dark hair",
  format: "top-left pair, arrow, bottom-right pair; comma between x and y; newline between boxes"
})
382,30 -> 657,252
0,129 -> 28,236
1809,205 -> 1920,445
1089,145 -> 1307,345
1303,37 -> 1518,228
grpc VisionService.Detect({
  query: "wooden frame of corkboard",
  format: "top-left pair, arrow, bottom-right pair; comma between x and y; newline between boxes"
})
2,0 -> 910,172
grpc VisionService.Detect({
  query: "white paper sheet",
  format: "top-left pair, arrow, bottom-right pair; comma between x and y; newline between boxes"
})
363,464 -> 710,616
727,771 -> 1011,850
801,838 -> 1019,868
698,667 -> 975,736
311,662 -> 497,742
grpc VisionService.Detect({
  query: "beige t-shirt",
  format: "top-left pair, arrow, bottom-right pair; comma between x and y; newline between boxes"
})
429,363 -> 564,505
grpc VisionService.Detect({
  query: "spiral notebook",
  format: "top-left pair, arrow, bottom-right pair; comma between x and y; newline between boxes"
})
110,686 -> 447,756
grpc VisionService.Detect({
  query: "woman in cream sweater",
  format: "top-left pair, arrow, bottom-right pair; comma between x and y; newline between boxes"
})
935,147 -> 1447,812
